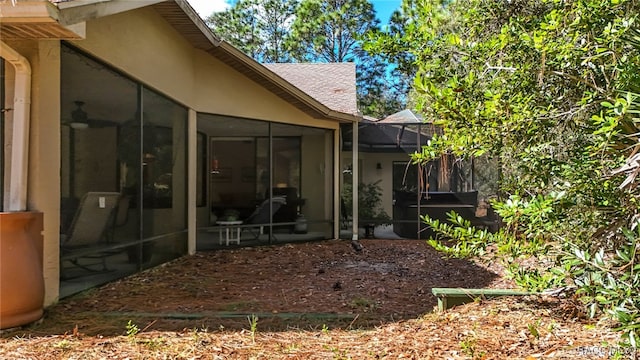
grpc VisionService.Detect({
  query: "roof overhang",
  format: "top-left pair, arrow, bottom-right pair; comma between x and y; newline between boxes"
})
0,0 -> 165,40
0,0 -> 84,39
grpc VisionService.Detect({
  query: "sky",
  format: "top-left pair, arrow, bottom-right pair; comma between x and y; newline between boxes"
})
186,0 -> 402,24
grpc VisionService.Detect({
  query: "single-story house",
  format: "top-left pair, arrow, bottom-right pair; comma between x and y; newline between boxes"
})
0,0 -> 362,327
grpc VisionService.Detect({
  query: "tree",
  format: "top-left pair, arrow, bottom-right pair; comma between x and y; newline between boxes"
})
356,53 -> 403,118
208,0 -> 408,118
206,0 -> 298,62
364,7 -> 416,114
287,0 -> 378,62
287,0 -> 406,117
367,0 -> 640,344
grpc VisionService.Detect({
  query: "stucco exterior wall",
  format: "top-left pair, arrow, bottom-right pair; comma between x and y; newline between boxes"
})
343,151 -> 412,220
30,42 -> 61,307
68,8 -> 339,131
300,133 -> 329,228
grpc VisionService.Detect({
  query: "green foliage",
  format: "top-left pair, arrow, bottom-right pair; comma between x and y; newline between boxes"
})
126,320 -> 139,344
53,339 -> 73,351
507,264 -> 565,293
527,321 -> 540,340
561,227 -> 640,346
458,323 -> 486,359
287,0 -> 404,117
366,0 -> 640,345
287,0 -> 378,63
206,0 -> 298,62
342,180 -> 391,224
424,212 -> 492,258
247,314 -> 259,343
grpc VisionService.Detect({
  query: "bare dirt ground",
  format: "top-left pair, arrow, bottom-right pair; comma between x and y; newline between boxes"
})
0,239 -> 626,359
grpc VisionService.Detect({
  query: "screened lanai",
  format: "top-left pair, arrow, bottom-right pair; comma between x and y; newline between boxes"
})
341,110 -> 500,239
195,114 -> 336,250
59,44 -> 189,296
57,45 -> 345,295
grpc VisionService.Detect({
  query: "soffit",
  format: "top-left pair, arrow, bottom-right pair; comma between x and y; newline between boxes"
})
0,1 -> 83,39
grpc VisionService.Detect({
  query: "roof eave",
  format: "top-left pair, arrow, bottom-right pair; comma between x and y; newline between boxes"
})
0,1 -> 85,39
56,0 -> 166,26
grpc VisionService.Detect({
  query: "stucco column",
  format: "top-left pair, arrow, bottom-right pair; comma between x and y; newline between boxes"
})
25,41 -> 61,306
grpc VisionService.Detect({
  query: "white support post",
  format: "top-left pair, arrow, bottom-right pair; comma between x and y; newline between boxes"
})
352,119 -> 359,240
334,128 -> 341,239
187,109 -> 197,255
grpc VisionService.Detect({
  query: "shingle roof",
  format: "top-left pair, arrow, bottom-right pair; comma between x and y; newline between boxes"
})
264,63 -> 358,115
377,109 -> 424,124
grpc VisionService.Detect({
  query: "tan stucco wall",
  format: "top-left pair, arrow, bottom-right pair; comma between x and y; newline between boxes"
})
68,8 -> 340,131
342,151 -> 412,219
300,133 -> 329,229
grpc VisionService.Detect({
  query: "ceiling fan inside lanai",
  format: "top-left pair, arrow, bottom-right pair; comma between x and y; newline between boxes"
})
63,100 -> 116,130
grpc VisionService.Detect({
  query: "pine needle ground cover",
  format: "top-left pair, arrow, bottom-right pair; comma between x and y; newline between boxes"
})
1,240 -> 624,359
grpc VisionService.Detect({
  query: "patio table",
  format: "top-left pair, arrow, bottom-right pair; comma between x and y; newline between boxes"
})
216,220 -> 243,246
